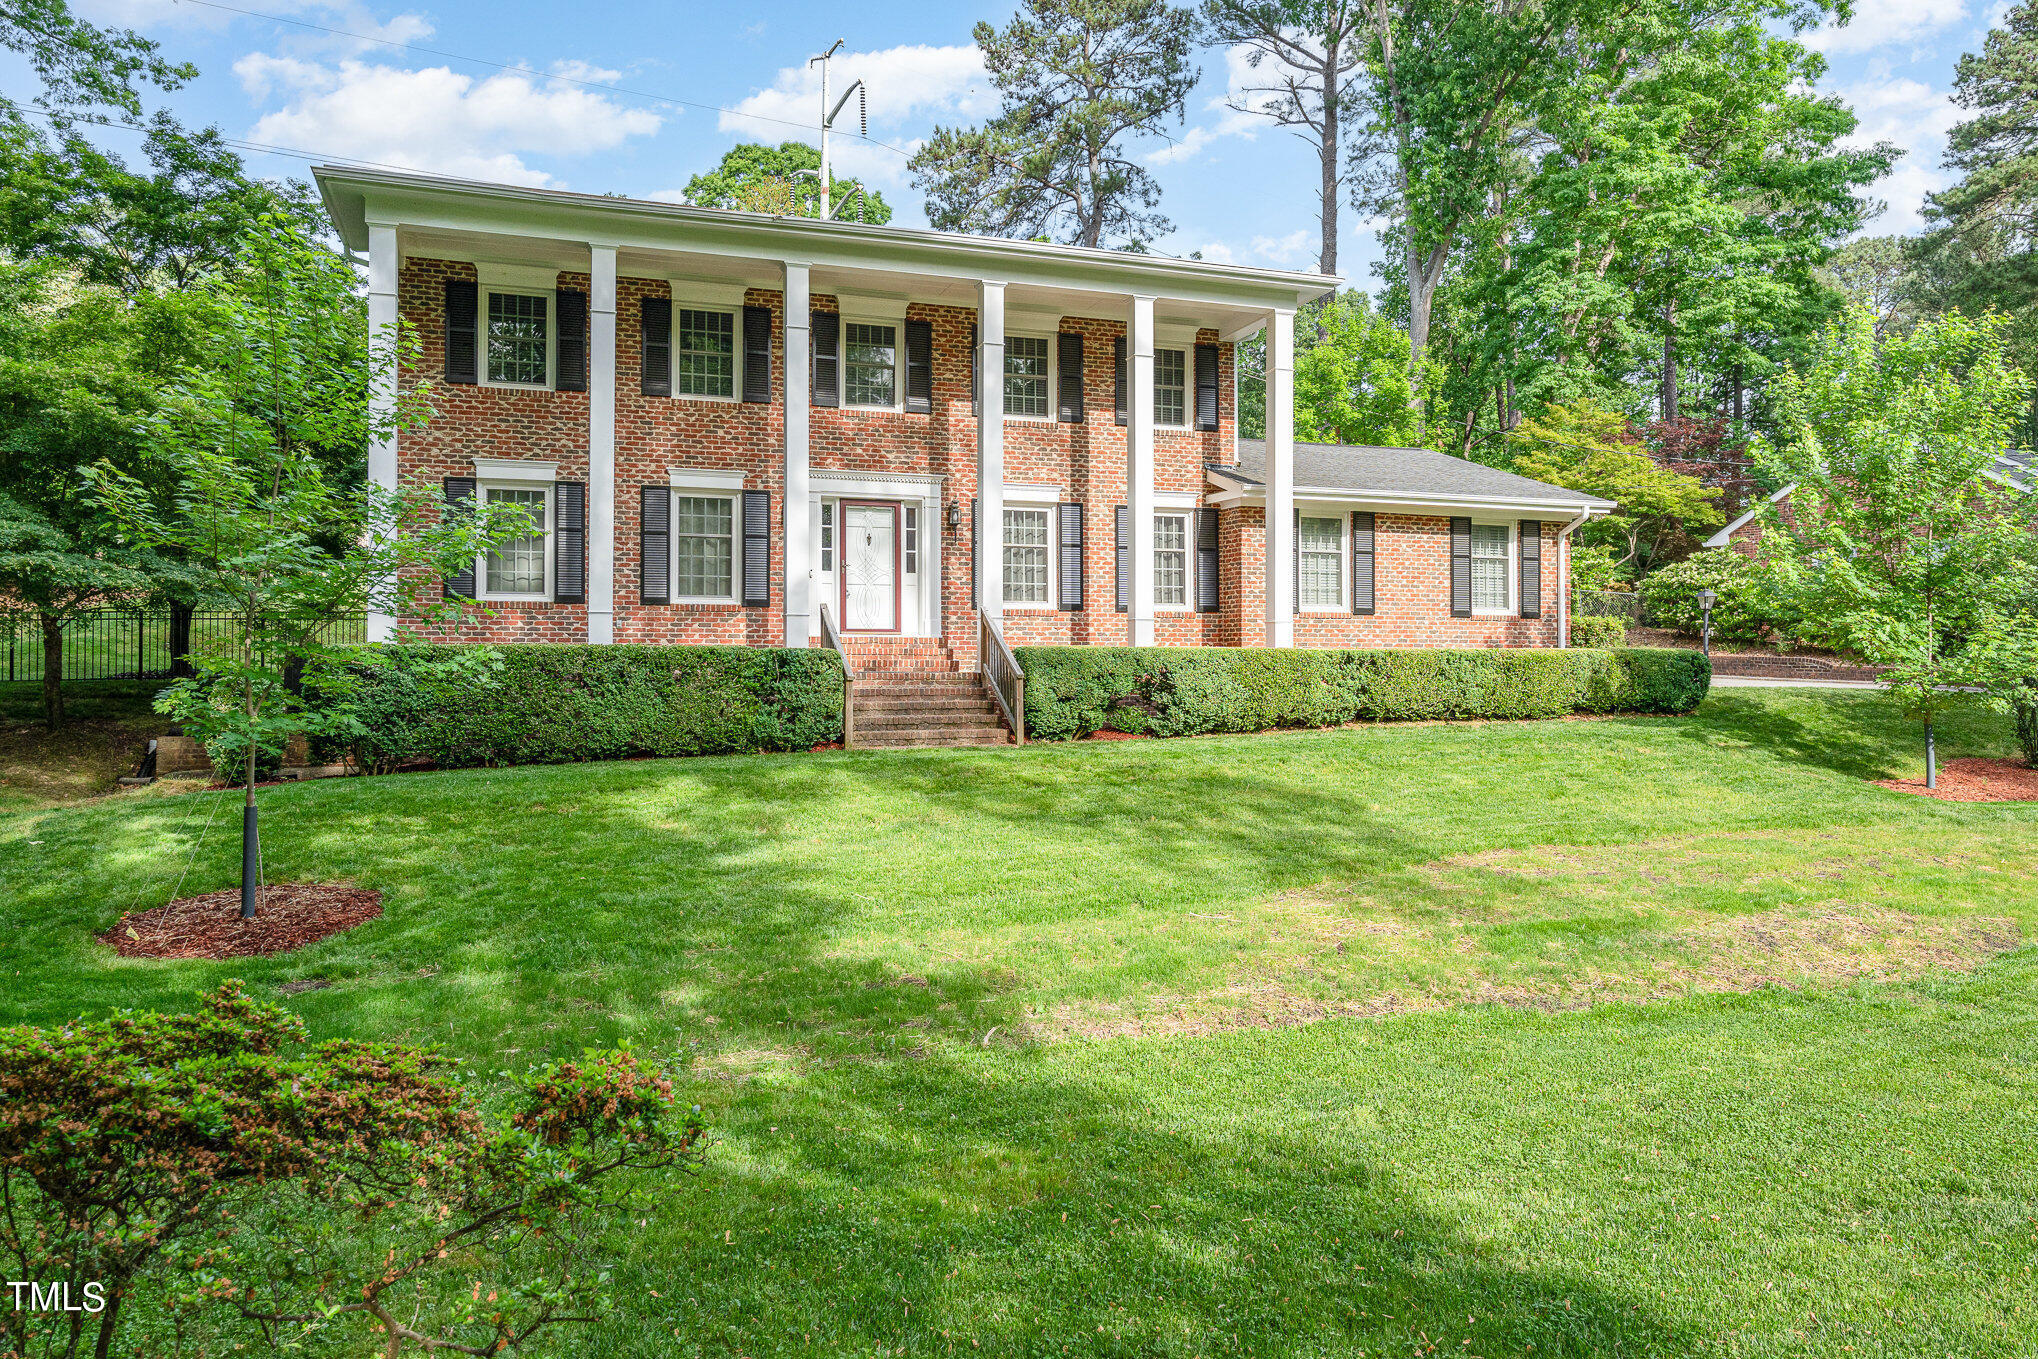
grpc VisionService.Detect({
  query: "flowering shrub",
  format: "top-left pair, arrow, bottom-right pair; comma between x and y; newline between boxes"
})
1638,549 -> 1798,643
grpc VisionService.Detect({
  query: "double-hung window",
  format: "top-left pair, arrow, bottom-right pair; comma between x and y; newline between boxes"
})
674,494 -> 737,601
1470,522 -> 1511,611
482,485 -> 550,598
1155,348 -> 1187,427
486,292 -> 549,387
1299,516 -> 1343,609
676,308 -> 736,398
1155,512 -> 1188,607
1003,507 -> 1051,606
844,322 -> 898,408
1004,335 -> 1050,418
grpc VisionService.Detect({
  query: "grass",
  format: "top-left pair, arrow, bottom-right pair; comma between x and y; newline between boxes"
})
0,680 -> 162,812
3,689 -> 2035,1355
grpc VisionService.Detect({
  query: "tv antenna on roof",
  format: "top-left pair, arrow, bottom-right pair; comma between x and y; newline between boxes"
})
808,39 -> 866,221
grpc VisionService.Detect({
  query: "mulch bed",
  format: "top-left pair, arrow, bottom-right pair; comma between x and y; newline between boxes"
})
1874,758 -> 2038,804
100,884 -> 383,959
1085,729 -> 1151,741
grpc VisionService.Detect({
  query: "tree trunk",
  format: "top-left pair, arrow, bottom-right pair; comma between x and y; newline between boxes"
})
1319,45 -> 1340,279
242,680 -> 260,919
1660,298 -> 1678,422
1924,713 -> 1937,790
39,610 -> 64,730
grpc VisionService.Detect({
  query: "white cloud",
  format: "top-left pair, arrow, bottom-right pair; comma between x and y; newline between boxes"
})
77,0 -> 434,49
237,55 -> 662,186
1837,74 -> 1961,231
1804,0 -> 1968,54
1192,228 -> 1315,268
716,44 -> 996,188
1146,125 -> 1219,166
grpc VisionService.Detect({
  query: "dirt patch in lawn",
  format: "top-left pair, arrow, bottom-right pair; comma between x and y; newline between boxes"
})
1874,757 -> 2038,803
101,884 -> 382,959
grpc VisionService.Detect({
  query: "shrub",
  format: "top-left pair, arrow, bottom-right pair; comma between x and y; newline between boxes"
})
340,643 -> 843,769
1568,613 -> 1628,648
2016,680 -> 2038,767
0,983 -> 704,1358
1638,548 -> 1796,642
1014,646 -> 1709,740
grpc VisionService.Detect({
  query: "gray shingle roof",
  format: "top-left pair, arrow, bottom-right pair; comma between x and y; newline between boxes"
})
1994,449 -> 2035,492
1215,440 -> 1616,510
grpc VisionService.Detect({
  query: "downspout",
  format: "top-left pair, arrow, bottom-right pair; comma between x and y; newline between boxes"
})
1556,505 -> 1593,648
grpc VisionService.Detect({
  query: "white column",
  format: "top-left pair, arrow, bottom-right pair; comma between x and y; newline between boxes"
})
783,261 -> 813,645
365,223 -> 400,644
1127,294 -> 1158,646
977,281 -> 1006,622
587,245 -> 617,644
1263,306 -> 1296,646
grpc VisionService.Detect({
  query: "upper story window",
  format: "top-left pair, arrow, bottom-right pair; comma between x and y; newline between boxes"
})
1470,522 -> 1511,612
1155,348 -> 1187,427
487,293 -> 549,387
1155,512 -> 1188,607
1002,506 -> 1051,606
1005,335 -> 1051,418
1299,515 -> 1343,609
481,484 -> 550,598
844,322 -> 898,408
677,308 -> 736,398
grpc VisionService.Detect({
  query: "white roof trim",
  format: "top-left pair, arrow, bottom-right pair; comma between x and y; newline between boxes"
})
1204,467 -> 1609,519
667,468 -> 748,492
1703,484 -> 1795,549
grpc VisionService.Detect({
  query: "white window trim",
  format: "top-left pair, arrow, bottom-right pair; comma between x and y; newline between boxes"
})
667,482 -> 743,606
1154,509 -> 1192,612
1153,345 -> 1190,430
472,458 -> 557,483
1469,518 -> 1516,617
1297,511 -> 1347,614
1000,500 -> 1058,609
1002,329 -> 1057,423
476,480 -> 553,602
670,301 -> 744,405
840,314 -> 905,412
478,285 -> 558,393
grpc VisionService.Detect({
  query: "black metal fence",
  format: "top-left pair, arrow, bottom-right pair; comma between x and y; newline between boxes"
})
1574,590 -> 1643,624
1,609 -> 368,684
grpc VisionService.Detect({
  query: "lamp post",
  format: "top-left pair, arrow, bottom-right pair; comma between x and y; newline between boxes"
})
1696,588 -> 1717,657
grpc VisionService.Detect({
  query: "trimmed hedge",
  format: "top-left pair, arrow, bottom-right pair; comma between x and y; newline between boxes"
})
1568,613 -> 1628,649
341,644 -> 843,769
1014,645 -> 1710,741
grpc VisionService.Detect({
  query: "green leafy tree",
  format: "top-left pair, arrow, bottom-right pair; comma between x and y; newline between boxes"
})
1753,307 -> 2038,787
910,0 -> 1200,249
1292,291 -> 1431,444
0,0 -> 193,124
681,140 -> 892,224
1821,235 -> 1922,339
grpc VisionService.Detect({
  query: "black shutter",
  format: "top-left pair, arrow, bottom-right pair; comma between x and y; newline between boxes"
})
555,288 -> 588,392
553,481 -> 586,603
1519,519 -> 1543,618
1057,331 -> 1084,423
1351,511 -> 1376,616
1058,503 -> 1084,611
1114,505 -> 1129,612
441,477 -> 476,598
970,497 -> 980,608
742,304 -> 772,404
641,486 -> 670,604
1194,342 -> 1219,431
741,490 -> 770,607
969,323 -> 980,418
1113,336 -> 1128,427
640,296 -> 671,396
445,280 -> 478,385
811,311 -> 840,407
1450,516 -> 1473,617
905,318 -> 934,414
1292,507 -> 1301,616
1195,507 -> 1220,613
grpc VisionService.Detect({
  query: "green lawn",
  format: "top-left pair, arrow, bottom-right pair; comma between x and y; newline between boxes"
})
3,690 -> 2035,1356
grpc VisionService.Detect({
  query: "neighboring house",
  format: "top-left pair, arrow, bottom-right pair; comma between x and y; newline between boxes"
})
1706,451 -> 2036,556
315,167 -> 1615,669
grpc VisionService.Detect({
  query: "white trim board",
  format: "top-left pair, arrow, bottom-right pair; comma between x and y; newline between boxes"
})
473,457 -> 558,482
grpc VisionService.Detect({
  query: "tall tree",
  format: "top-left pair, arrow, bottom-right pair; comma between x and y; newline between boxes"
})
682,141 -> 893,224
1292,291 -> 1431,443
1199,0 -> 1366,275
0,0 -> 192,124
1821,235 -> 1921,339
910,0 -> 1200,249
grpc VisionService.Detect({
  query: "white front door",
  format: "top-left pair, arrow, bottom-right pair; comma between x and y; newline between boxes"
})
842,502 -> 899,632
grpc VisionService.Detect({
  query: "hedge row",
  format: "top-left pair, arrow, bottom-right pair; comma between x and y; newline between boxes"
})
1013,645 -> 1710,741
340,644 -> 842,769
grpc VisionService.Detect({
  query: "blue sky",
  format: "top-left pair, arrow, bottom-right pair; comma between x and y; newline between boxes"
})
24,0 -> 2022,288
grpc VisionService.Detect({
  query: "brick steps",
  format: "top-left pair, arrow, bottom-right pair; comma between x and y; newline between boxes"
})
843,636 -> 1013,749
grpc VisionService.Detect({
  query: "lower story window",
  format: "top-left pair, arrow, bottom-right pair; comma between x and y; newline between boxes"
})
675,494 -> 735,599
820,501 -> 834,573
904,506 -> 919,575
1003,507 -> 1050,605
1299,515 -> 1342,608
483,486 -> 549,597
1470,522 -> 1510,611
1155,513 -> 1187,606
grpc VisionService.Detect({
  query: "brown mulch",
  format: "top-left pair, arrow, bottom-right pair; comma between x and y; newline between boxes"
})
1085,729 -> 1151,741
100,884 -> 383,959
1874,757 -> 2038,803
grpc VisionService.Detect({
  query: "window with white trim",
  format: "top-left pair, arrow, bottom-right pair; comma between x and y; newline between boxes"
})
1155,348 -> 1187,427
676,308 -> 736,398
1004,335 -> 1050,417
481,484 -> 550,598
1299,515 -> 1343,609
820,501 -> 835,573
1003,507 -> 1051,605
1470,522 -> 1511,611
486,292 -> 549,387
674,494 -> 737,600
844,322 -> 898,408
904,506 -> 919,576
1155,512 -> 1188,607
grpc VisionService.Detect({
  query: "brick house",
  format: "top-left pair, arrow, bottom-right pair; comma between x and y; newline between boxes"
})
1706,452 -> 2034,558
316,167 -> 1614,739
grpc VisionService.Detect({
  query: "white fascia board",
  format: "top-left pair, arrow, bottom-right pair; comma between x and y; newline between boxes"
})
323,168 -> 1339,313
474,457 -> 558,482
811,469 -> 945,500
1702,483 -> 1795,548
667,468 -> 748,491
1207,481 -> 1610,520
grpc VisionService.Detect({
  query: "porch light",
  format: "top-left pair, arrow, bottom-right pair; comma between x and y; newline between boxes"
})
1696,588 -> 1717,656
945,500 -> 961,535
